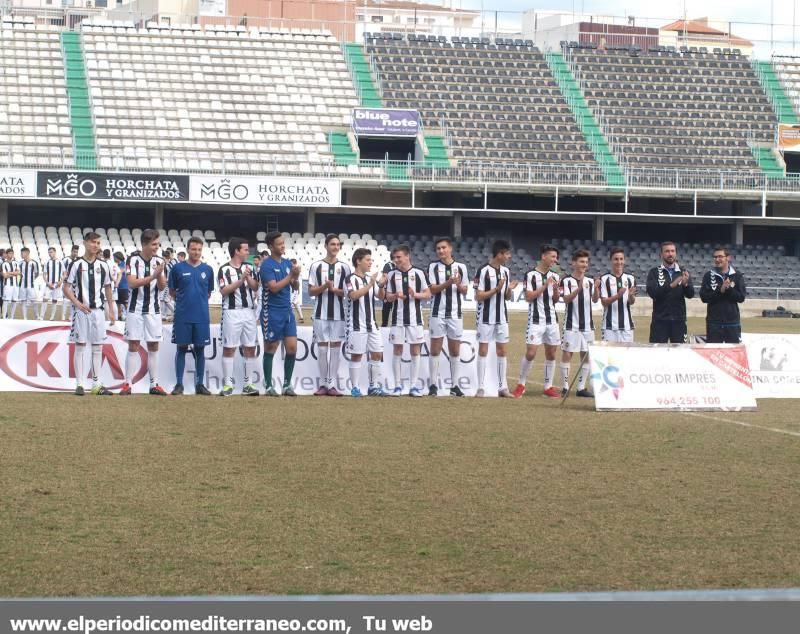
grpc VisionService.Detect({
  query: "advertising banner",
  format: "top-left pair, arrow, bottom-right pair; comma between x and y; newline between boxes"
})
189,176 -> 341,207
589,342 -> 757,411
37,172 -> 190,201
352,108 -> 420,137
0,321 -> 496,396
0,169 -> 36,198
199,0 -> 226,15
778,123 -> 800,152
741,333 -> 800,398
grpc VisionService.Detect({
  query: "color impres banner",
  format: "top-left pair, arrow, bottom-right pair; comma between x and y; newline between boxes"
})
588,343 -> 757,411
0,169 -> 36,198
352,108 -> 420,137
37,172 -> 190,201
742,333 -> 800,399
189,176 -> 341,206
0,321 -> 498,396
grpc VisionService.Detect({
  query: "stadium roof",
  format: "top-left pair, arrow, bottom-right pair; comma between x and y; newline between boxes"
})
660,18 -> 753,46
365,0 -> 479,12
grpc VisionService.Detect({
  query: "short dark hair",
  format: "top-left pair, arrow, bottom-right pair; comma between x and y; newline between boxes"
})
113,251 -> 124,262
260,250 -> 270,258
434,236 -> 452,248
21,247 -> 29,254
187,236 -> 204,248
391,245 -> 410,257
228,237 -> 248,257
178,251 -> 186,258
713,246 -> 730,256
540,244 -> 559,257
71,245 -> 79,252
141,229 -> 160,246
352,247 -> 372,268
492,239 -> 511,257
163,248 -> 173,257
660,241 -> 676,252
102,249 -> 111,259
572,249 -> 590,261
5,248 -> 13,255
265,231 -> 282,247
609,247 -> 625,258
290,258 -> 297,264
48,246 -> 55,253
84,232 -> 100,241
325,233 -> 340,246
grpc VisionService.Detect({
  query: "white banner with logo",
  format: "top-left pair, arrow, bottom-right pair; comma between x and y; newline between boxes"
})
0,321 -> 497,396
0,169 -> 36,198
189,176 -> 342,207
589,343 -> 757,411
741,333 -> 800,398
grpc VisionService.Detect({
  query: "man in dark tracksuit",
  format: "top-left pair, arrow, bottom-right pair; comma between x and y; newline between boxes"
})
699,247 -> 746,343
646,241 -> 695,343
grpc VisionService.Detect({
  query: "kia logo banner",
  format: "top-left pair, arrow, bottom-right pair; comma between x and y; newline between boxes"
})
37,172 -> 190,201
352,108 -> 420,137
0,170 -> 36,198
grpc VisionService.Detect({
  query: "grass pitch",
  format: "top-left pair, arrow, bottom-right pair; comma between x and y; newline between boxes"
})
1,316 -> 799,597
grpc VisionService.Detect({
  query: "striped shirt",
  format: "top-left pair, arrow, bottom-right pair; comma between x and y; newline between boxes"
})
561,275 -> 594,332
474,264 -> 510,325
345,273 -> 378,333
308,259 -> 350,321
18,260 -> 39,288
524,268 -> 560,326
128,255 -> 164,315
1,261 -> 18,287
427,260 -> 469,319
44,258 -> 64,286
218,263 -> 256,310
62,256 -> 77,279
387,267 -> 428,327
66,258 -> 112,309
600,272 -> 635,332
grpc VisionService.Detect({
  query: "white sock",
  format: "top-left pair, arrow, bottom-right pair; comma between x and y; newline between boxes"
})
49,303 -> 58,320
477,355 -> 486,390
91,345 -> 102,387
410,355 -> 420,390
222,356 -> 234,387
518,357 -> 533,385
3,302 -> 10,319
329,346 -> 341,390
318,346 -> 329,388
560,362 -> 571,390
449,354 -> 459,389
21,301 -> 28,319
498,356 -> 508,391
125,350 -> 138,385
349,360 -> 360,391
429,354 -> 440,388
74,344 -> 85,387
577,361 -> 590,391
148,350 -> 159,387
392,353 -> 402,389
243,356 -> 254,385
368,360 -> 382,388
61,303 -> 68,320
544,360 -> 556,389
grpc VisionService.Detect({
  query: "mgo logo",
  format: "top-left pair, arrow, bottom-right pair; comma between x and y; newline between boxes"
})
0,325 -> 147,391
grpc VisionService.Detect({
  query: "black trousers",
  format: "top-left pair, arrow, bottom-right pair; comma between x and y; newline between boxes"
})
706,322 -> 742,344
649,319 -> 687,344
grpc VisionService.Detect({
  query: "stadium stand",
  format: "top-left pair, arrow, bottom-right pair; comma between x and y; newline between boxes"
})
0,17 -> 74,167
567,45 -> 777,172
366,33 -> 607,184
769,55 -> 800,120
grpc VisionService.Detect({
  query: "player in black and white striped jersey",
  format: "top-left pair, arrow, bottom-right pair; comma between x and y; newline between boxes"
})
345,248 -> 387,397
600,247 -> 636,343
426,237 -> 469,397
60,245 -> 80,321
63,232 -> 115,396
218,237 -> 260,397
473,240 -> 519,398
307,234 -> 351,396
385,245 -> 431,397
1,248 -> 21,319
118,230 -> 167,396
42,247 -> 64,320
560,249 -> 600,398
513,244 -> 562,399
17,247 -> 40,320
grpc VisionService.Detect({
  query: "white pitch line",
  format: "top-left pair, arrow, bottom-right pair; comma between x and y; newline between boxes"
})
686,411 -> 800,439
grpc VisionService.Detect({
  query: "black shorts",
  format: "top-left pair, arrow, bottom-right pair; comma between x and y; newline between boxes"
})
706,322 -> 741,344
649,319 -> 687,344
116,289 -> 130,305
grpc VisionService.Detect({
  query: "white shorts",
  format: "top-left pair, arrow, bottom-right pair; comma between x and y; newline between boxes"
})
45,286 -> 63,301
389,325 -> 424,345
17,287 -> 38,302
346,330 -> 384,355
602,329 -> 635,343
477,322 -> 510,344
429,316 -> 463,340
562,330 -> 595,353
221,308 -> 258,348
124,312 -> 163,343
2,285 -> 16,301
313,319 -> 346,344
526,322 -> 561,346
70,308 -> 108,345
